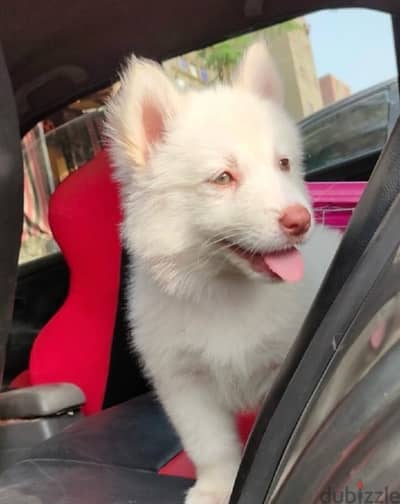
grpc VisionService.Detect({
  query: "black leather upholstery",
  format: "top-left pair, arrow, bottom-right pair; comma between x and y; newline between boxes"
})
0,43 -> 24,388
102,250 -> 150,409
0,394 -> 192,504
0,462 -> 191,504
30,394 -> 182,470
7,254 -> 69,384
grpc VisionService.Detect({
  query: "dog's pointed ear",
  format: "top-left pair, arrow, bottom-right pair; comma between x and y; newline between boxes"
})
233,40 -> 284,104
105,56 -> 181,169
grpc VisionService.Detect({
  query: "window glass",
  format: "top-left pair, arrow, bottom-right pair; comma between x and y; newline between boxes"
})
20,9 -> 397,263
19,97 -> 109,264
269,288 -> 400,501
302,87 -> 392,174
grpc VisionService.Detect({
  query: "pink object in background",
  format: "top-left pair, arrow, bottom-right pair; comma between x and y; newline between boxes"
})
306,181 -> 367,232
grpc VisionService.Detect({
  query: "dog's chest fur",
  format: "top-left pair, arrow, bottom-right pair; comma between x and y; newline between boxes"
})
129,263 -> 318,411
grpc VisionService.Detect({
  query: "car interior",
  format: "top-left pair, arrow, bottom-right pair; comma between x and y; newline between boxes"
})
1,1 -> 400,503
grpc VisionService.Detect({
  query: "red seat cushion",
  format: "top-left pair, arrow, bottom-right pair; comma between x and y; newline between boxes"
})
159,411 -> 257,479
25,151 -> 122,415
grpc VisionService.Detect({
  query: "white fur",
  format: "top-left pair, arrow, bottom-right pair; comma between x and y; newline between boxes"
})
105,41 -> 341,504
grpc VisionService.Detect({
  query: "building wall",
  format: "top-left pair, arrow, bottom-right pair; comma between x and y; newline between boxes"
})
265,18 -> 323,120
319,74 -> 351,106
266,31 -> 302,119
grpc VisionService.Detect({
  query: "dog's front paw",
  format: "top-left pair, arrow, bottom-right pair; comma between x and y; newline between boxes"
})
185,484 -> 231,504
185,471 -> 236,504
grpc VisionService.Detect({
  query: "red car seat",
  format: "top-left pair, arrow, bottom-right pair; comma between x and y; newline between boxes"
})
10,150 -> 148,415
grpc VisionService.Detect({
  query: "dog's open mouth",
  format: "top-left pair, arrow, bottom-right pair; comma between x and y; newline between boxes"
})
227,243 -> 304,282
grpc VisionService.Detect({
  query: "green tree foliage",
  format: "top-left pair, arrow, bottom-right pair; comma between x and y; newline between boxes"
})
199,34 -> 253,81
199,19 -> 303,82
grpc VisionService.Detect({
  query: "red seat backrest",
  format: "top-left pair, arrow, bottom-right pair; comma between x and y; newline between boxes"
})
29,151 -> 122,415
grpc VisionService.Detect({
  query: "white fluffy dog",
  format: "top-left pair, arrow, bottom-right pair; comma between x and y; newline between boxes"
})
105,40 -> 340,504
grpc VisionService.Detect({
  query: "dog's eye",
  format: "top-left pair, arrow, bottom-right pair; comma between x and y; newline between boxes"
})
212,171 -> 234,185
279,158 -> 291,172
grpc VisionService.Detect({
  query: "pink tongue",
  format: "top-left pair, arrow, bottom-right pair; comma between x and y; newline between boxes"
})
263,248 -> 304,283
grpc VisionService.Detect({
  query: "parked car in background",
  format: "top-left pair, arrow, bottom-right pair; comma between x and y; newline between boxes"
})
301,78 -> 400,181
